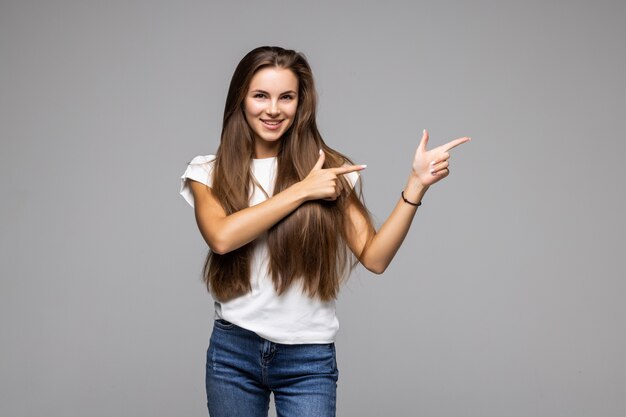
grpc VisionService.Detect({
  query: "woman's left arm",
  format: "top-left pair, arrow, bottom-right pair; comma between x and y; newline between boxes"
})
345,129 -> 470,274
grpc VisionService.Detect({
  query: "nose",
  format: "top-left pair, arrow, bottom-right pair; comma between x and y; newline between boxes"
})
266,99 -> 281,117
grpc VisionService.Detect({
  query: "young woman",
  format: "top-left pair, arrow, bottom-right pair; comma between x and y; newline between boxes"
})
180,46 -> 470,417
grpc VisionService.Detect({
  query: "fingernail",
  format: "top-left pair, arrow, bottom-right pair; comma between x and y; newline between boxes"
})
430,169 -> 436,175
423,129 -> 426,135
361,164 -> 367,168
430,161 -> 436,166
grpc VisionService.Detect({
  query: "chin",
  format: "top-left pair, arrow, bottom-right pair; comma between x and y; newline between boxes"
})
256,125 -> 291,142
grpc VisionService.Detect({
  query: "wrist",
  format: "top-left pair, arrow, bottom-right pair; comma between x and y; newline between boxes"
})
288,181 -> 311,204
403,175 -> 429,204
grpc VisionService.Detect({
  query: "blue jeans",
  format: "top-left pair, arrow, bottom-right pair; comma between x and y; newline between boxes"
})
205,319 -> 338,417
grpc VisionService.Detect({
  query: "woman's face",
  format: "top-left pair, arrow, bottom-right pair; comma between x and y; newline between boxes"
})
244,67 -> 299,158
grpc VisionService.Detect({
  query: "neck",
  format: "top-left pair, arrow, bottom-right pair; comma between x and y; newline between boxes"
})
254,138 -> 280,159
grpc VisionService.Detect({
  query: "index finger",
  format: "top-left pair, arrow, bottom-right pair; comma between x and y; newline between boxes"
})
331,164 -> 367,175
443,137 -> 471,152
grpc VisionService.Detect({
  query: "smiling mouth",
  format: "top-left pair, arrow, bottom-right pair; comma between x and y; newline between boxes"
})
261,119 -> 284,129
261,119 -> 282,125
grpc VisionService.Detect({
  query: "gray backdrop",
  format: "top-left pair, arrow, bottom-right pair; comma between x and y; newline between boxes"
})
1,0 -> 625,416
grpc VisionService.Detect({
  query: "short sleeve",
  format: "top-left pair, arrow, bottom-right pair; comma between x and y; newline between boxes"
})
179,155 -> 216,208
344,170 -> 359,189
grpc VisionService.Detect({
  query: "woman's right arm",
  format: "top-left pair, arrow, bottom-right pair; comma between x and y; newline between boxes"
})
189,151 -> 365,254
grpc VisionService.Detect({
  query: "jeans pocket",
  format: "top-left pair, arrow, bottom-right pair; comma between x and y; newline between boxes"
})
212,318 -> 235,330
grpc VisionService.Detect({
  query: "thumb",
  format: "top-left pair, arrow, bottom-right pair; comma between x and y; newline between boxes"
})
312,149 -> 325,171
418,129 -> 429,152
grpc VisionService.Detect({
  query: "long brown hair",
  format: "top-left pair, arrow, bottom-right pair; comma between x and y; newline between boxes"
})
203,46 -> 374,302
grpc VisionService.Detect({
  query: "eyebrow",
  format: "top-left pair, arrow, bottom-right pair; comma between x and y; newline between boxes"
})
250,89 -> 297,95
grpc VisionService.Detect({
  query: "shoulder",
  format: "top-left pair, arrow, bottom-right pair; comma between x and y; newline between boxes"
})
327,149 -> 360,189
341,163 -> 360,189
183,154 -> 217,180
188,154 -> 217,166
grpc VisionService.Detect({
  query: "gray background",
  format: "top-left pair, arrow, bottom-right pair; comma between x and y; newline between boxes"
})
1,0 -> 625,416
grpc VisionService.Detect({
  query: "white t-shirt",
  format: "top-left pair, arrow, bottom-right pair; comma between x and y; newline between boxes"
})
180,154 -> 358,344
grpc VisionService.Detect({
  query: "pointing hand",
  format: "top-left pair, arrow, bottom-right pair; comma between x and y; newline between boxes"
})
302,150 -> 366,201
412,129 -> 470,187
